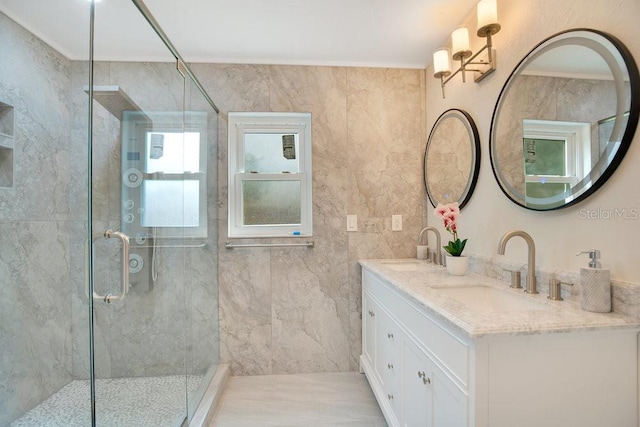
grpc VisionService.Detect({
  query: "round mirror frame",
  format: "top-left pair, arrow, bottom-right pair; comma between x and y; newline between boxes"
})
424,108 -> 481,209
489,28 -> 640,211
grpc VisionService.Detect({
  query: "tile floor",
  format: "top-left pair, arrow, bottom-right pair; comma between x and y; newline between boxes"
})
209,372 -> 388,427
11,375 -> 202,426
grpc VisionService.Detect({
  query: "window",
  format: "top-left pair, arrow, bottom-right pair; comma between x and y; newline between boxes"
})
228,112 -> 312,238
522,119 -> 590,203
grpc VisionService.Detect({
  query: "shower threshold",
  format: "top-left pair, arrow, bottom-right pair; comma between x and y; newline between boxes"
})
11,375 -> 202,427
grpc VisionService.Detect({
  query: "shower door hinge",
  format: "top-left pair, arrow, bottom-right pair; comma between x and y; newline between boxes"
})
176,59 -> 186,77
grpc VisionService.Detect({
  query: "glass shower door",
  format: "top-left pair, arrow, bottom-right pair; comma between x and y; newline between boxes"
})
87,1 -> 191,425
88,73 -> 192,425
1,0 -> 218,424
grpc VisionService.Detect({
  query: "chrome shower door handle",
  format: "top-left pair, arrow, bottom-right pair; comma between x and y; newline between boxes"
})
92,229 -> 130,304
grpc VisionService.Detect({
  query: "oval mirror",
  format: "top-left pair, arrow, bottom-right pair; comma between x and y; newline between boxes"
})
490,29 -> 640,210
424,108 -> 481,208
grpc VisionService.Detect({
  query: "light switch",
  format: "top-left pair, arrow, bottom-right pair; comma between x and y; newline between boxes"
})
392,214 -> 402,231
347,215 -> 358,232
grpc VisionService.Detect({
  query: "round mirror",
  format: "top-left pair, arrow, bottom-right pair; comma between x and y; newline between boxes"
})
490,29 -> 639,210
424,108 -> 481,208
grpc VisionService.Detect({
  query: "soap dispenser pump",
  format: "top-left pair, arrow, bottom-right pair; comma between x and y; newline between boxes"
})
576,249 -> 611,313
576,249 -> 601,268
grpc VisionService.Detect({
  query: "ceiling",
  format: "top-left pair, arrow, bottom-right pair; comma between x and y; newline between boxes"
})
0,0 -> 479,68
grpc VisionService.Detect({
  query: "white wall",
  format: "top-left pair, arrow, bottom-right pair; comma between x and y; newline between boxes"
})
426,0 -> 640,283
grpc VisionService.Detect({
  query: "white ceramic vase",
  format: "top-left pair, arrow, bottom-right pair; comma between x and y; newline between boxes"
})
446,255 -> 468,276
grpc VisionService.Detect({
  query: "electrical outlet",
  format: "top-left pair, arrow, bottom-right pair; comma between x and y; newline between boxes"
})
347,215 -> 358,232
391,214 -> 402,231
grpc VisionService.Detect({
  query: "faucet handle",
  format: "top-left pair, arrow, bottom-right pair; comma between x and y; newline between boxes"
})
576,249 -> 601,268
547,278 -> 573,301
504,269 -> 522,289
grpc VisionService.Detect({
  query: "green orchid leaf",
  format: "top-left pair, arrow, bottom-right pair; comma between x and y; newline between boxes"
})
443,238 -> 467,257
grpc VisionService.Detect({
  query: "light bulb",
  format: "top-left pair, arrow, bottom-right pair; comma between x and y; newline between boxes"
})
451,28 -> 471,60
433,48 -> 452,77
477,0 -> 500,36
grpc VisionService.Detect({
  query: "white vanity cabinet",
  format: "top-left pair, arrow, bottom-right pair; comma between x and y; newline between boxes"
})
360,265 -> 639,427
362,269 -> 469,427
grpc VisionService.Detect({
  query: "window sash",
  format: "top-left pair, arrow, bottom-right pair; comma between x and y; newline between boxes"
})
232,173 -> 311,237
228,112 -> 312,238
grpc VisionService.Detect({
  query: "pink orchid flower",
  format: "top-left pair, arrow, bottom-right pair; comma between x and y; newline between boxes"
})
432,202 -> 467,256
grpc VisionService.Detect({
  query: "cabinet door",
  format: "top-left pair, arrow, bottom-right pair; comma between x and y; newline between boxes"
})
362,291 -> 376,368
403,338 -> 430,427
376,305 -> 402,423
431,362 -> 467,427
404,337 -> 468,427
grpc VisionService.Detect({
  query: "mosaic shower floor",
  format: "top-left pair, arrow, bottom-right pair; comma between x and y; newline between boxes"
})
11,375 -> 202,427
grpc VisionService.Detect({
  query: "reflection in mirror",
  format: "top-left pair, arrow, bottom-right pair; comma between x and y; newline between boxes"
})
490,29 -> 639,210
424,109 -> 481,208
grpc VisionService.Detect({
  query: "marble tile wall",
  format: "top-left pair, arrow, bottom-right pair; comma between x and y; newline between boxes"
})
0,12 -> 75,425
191,63 -> 427,375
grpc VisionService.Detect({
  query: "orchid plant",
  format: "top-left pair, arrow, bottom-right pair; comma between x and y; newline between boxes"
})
434,202 -> 467,257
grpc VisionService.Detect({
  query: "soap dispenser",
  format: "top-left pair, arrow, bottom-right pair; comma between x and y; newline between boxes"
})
576,249 -> 611,313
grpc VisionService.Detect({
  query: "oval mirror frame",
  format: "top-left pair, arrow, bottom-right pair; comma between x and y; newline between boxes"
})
424,108 -> 481,209
489,28 -> 640,211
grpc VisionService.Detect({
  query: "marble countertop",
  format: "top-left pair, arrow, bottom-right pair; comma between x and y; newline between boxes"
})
360,259 -> 640,338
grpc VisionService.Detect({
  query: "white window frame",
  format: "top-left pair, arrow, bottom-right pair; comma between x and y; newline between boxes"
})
523,119 -> 591,188
228,112 -> 312,238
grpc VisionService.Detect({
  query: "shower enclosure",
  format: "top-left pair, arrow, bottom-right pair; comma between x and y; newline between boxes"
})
0,0 -> 220,425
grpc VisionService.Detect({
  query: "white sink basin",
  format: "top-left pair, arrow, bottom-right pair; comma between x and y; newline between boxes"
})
434,285 -> 551,312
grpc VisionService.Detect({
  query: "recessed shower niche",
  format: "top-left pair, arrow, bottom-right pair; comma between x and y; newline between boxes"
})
0,101 -> 14,189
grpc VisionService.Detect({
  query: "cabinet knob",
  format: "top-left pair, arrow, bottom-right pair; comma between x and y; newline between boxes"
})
418,371 -> 425,379
423,376 -> 431,385
387,332 -> 394,339
387,363 -> 394,370
387,394 -> 394,400
368,310 -> 374,317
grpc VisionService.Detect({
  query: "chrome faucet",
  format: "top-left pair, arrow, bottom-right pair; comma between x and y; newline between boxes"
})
418,226 -> 441,265
497,230 -> 538,294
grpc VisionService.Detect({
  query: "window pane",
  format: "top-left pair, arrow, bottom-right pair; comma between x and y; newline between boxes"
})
242,180 -> 301,225
141,180 -> 200,227
244,133 -> 300,173
525,182 -> 570,199
145,131 -> 201,173
523,138 -> 566,176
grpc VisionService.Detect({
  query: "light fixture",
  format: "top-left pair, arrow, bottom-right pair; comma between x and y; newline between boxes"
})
433,0 -> 501,98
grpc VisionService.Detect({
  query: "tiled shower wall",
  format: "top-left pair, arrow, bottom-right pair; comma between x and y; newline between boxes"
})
192,64 -> 428,375
0,11 -> 220,423
0,12 -> 75,425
